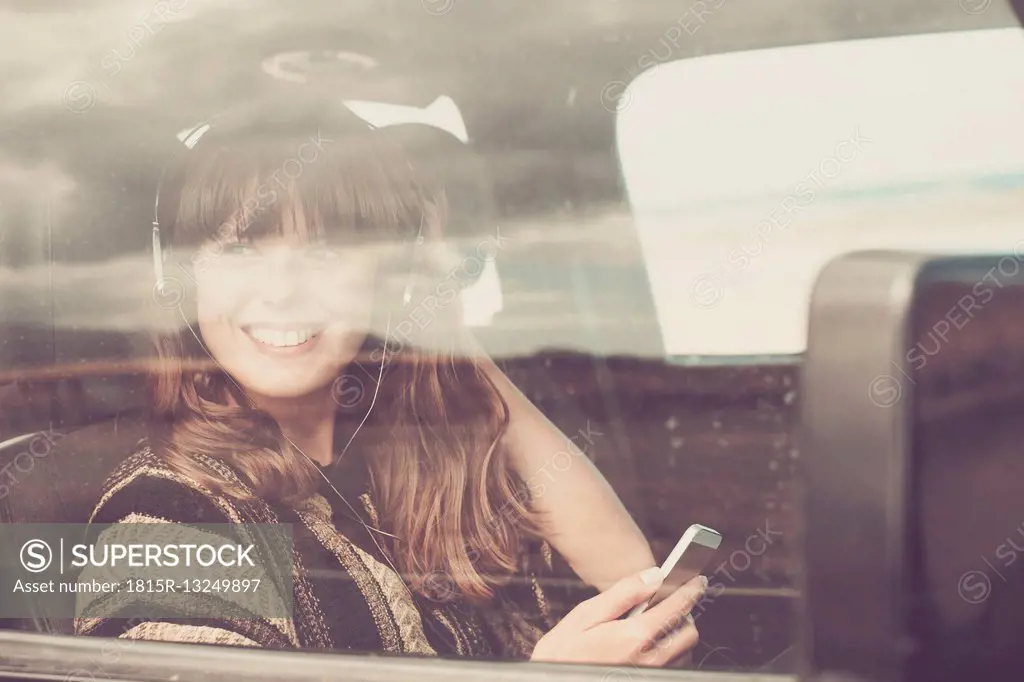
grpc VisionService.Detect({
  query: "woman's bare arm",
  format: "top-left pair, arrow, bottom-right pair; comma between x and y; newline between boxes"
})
465,334 -> 657,591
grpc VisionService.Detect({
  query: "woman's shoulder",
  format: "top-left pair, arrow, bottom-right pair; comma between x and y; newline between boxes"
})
89,441 -> 238,526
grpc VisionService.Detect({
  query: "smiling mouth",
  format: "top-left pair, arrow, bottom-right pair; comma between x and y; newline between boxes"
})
241,326 -> 324,348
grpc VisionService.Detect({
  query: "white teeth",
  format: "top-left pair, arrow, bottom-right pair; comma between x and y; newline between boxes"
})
247,328 -> 316,348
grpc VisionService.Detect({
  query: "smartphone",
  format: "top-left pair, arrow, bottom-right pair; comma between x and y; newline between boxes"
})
628,523 -> 722,617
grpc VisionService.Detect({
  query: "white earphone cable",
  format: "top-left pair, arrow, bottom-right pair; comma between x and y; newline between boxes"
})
175,305 -> 401,553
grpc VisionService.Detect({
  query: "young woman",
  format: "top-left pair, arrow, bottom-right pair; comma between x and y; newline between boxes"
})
74,97 -> 706,665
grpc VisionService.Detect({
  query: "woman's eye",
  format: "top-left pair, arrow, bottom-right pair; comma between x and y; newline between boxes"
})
223,243 -> 259,257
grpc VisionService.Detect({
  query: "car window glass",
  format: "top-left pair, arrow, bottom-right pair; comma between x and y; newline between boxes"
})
618,27 -> 1024,356
1,1 -> 1021,680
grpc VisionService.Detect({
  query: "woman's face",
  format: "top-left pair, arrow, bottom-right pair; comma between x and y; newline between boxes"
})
193,227 -> 378,401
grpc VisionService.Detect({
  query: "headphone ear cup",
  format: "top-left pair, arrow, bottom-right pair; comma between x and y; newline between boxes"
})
402,272 -> 414,308
151,226 -> 191,310
399,231 -> 424,310
152,224 -> 166,288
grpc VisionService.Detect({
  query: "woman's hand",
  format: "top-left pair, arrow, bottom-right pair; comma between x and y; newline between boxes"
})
531,568 -> 707,667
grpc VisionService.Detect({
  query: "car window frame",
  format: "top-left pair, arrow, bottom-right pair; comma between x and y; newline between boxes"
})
0,629 -> 793,682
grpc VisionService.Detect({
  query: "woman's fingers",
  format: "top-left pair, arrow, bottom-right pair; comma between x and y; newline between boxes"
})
632,614 -> 700,667
635,574 -> 707,634
557,567 -> 664,631
532,571 -> 708,666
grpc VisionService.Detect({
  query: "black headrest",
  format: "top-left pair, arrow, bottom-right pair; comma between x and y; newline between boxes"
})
0,410 -> 145,526
0,411 -> 146,634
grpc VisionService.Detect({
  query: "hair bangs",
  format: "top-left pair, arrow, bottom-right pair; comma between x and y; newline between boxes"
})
167,128 -> 433,253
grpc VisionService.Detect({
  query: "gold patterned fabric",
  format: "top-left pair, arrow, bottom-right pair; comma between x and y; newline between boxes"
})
74,444 -> 555,659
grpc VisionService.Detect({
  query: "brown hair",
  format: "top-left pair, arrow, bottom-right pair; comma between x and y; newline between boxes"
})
147,98 -> 538,603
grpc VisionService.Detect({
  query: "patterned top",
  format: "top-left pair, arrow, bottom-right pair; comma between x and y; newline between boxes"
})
74,443 -> 556,659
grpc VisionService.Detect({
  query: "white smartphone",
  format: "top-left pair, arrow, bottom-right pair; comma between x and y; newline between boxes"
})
628,523 -> 722,617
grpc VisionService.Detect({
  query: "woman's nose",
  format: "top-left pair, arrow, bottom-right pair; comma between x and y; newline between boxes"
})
254,249 -> 304,304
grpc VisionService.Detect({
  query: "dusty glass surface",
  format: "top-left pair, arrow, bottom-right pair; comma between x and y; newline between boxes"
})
0,0 -> 1021,677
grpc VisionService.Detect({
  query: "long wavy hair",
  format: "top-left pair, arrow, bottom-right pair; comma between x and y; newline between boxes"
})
147,97 -> 538,603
